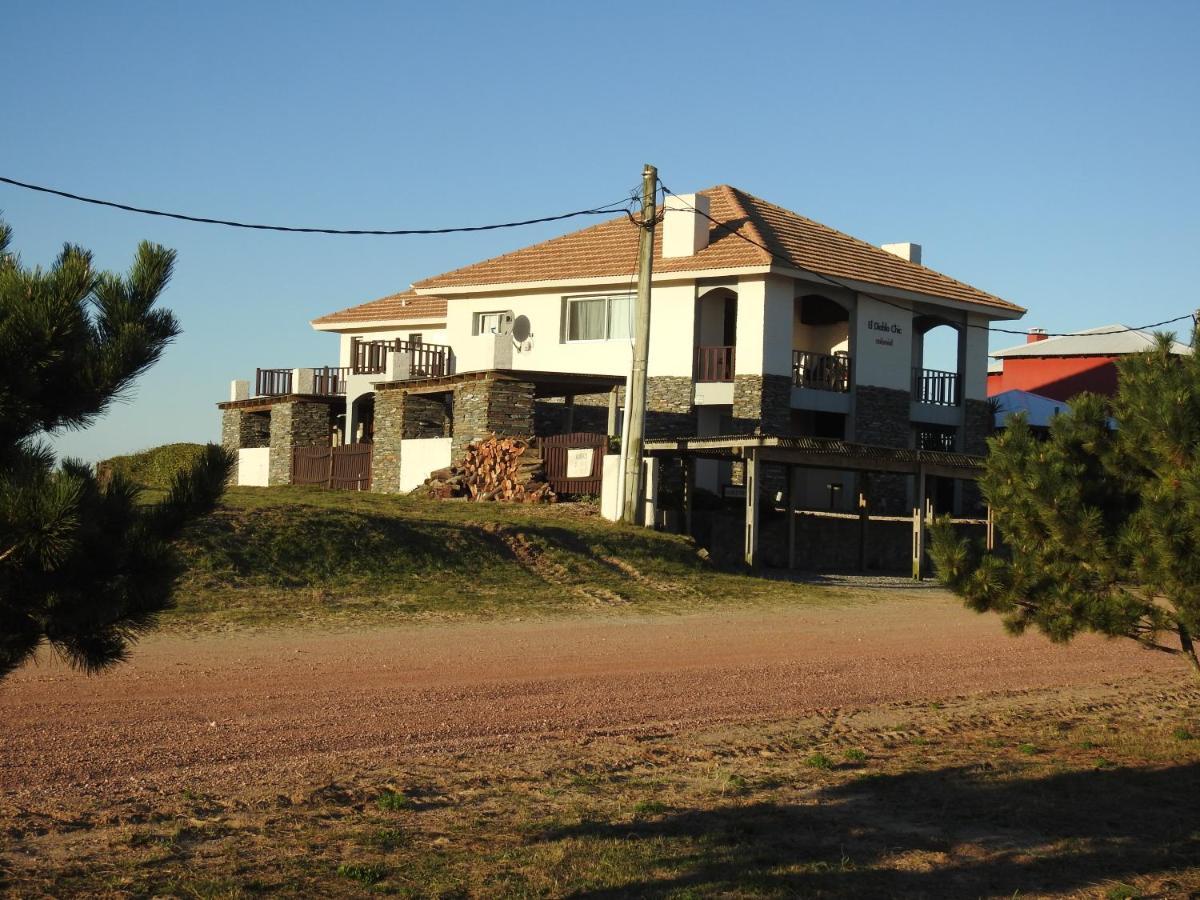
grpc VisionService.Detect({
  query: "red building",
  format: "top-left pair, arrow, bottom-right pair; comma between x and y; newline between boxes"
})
987,325 -> 1191,402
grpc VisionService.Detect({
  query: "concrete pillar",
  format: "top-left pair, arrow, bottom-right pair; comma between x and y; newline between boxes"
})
230,380 -> 249,402
744,448 -> 760,567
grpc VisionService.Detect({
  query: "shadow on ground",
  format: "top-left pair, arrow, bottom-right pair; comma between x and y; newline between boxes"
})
538,761 -> 1200,898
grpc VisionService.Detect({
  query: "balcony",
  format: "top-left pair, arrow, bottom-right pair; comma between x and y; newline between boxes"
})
793,350 -> 850,392
255,366 -> 348,397
913,367 -> 959,406
695,345 -> 735,383
350,337 -> 451,379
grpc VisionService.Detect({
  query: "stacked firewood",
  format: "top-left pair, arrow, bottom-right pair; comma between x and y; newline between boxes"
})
419,436 -> 557,503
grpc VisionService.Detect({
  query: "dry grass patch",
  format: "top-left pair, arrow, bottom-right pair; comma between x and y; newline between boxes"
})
3,681 -> 1199,898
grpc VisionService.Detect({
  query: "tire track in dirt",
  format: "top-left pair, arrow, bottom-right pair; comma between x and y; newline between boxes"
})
479,523 -> 627,605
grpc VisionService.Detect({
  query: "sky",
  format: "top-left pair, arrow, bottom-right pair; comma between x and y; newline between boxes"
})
4,0 -> 1199,461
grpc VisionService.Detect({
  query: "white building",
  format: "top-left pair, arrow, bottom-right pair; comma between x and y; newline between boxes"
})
222,184 -> 1024,511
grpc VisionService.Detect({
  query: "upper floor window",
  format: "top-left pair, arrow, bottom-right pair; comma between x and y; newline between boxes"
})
565,294 -> 632,342
474,311 -> 508,336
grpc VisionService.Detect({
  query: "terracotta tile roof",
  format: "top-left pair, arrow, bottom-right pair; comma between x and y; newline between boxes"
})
410,185 -> 1023,313
312,291 -> 447,326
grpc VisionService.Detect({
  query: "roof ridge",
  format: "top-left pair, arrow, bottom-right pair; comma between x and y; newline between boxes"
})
731,187 -> 1008,305
713,185 -> 772,264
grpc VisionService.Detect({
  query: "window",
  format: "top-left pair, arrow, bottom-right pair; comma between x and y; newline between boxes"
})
408,333 -> 422,345
565,294 -> 633,342
474,311 -> 507,336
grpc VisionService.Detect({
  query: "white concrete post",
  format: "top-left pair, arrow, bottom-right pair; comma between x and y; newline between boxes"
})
230,379 -> 249,402
293,367 -> 315,395
744,448 -> 760,567
642,457 -> 659,528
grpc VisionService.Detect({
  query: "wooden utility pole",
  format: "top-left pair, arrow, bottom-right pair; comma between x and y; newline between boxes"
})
621,163 -> 658,525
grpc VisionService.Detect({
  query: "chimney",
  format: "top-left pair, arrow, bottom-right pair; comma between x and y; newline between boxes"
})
662,193 -> 711,258
1027,328 -> 1048,344
882,242 -> 922,265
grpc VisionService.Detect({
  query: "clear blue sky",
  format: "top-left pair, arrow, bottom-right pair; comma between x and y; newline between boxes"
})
5,1 -> 1198,461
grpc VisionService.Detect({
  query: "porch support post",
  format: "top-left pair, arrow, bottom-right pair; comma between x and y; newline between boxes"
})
858,473 -> 871,573
565,394 -> 575,433
986,503 -> 995,551
681,455 -> 695,537
744,447 -> 760,567
607,386 -> 619,437
787,465 -> 797,570
912,464 -> 927,580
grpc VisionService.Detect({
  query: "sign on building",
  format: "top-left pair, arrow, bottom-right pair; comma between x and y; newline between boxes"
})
566,447 -> 595,479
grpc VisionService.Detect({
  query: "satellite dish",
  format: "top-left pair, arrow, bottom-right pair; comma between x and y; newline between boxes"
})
511,315 -> 532,343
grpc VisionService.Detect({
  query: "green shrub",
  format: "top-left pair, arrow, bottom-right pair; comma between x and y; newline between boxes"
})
98,443 -> 208,490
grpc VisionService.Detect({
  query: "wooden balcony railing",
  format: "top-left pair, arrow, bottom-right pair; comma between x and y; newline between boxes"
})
913,367 -> 960,406
350,337 -> 451,378
313,366 -> 350,396
793,350 -> 851,392
695,345 -> 735,382
255,368 -> 293,396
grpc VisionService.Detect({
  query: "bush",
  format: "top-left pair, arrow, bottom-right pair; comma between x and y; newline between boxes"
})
98,443 -> 208,490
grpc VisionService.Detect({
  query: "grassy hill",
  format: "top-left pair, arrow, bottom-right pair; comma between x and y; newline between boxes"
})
171,487 -> 835,629
98,442 -> 208,490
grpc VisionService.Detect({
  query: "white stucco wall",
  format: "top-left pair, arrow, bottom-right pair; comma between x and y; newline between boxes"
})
734,275 -> 793,377
398,437 -> 453,493
962,313 -> 990,401
852,295 -> 914,390
236,447 -> 270,487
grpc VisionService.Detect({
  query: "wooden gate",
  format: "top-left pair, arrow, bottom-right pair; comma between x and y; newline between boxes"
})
291,444 -> 373,490
537,432 -> 607,496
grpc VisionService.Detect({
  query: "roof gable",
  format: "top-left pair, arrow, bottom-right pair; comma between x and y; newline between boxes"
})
312,291 -> 447,327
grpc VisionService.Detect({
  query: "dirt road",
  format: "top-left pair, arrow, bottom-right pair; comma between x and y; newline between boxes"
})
0,590 -> 1183,803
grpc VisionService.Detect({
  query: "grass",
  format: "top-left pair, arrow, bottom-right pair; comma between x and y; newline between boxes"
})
7,682 -> 1200,898
165,486 -> 862,630
376,790 -> 411,811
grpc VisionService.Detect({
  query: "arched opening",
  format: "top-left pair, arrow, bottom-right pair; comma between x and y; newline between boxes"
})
694,287 -> 737,382
793,294 -> 850,391
912,317 -> 962,406
350,392 -> 375,445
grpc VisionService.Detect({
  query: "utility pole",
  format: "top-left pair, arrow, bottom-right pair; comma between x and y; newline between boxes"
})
621,163 -> 658,525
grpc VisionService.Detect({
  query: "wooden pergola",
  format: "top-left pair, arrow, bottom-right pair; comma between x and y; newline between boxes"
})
643,434 -> 991,578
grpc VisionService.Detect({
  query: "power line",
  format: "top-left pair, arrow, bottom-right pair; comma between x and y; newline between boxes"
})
0,174 -> 638,236
657,181 -> 1195,339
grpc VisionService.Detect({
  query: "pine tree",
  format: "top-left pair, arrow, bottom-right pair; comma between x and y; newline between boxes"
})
0,220 -> 232,680
931,328 -> 1200,677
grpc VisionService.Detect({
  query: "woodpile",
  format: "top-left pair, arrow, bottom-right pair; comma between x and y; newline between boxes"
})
419,436 -> 557,503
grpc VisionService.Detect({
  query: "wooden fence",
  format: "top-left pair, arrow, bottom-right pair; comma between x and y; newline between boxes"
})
292,443 -> 373,490
537,432 -> 607,496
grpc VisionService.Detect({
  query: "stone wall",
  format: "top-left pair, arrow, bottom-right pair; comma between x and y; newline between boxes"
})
534,390 -> 618,437
731,374 -> 792,498
372,390 -> 404,494
963,398 -> 992,456
961,398 -> 993,515
404,394 -> 451,439
854,385 -> 912,515
645,376 -> 694,439
451,379 -> 535,461
268,400 -> 333,486
220,409 -> 270,451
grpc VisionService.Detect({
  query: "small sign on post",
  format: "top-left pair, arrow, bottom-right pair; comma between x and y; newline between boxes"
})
566,447 -> 595,479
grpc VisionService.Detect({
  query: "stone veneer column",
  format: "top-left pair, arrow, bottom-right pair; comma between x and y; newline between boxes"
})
451,379 -> 535,462
731,373 -> 792,498
644,376 -> 694,439
371,389 -> 405,494
853,385 -> 912,515
268,400 -> 332,486
961,397 -> 993,515
220,408 -> 271,484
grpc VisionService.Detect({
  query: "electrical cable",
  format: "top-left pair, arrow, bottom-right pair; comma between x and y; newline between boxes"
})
0,174 -> 638,236
656,180 -> 1194,339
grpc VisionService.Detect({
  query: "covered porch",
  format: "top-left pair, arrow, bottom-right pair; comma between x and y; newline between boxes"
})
644,434 -> 990,579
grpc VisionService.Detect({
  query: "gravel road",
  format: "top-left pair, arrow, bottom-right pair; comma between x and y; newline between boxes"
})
0,591 -> 1182,803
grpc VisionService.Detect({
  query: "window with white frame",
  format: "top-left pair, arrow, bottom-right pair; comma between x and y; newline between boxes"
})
564,294 -> 633,342
474,311 -> 507,335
